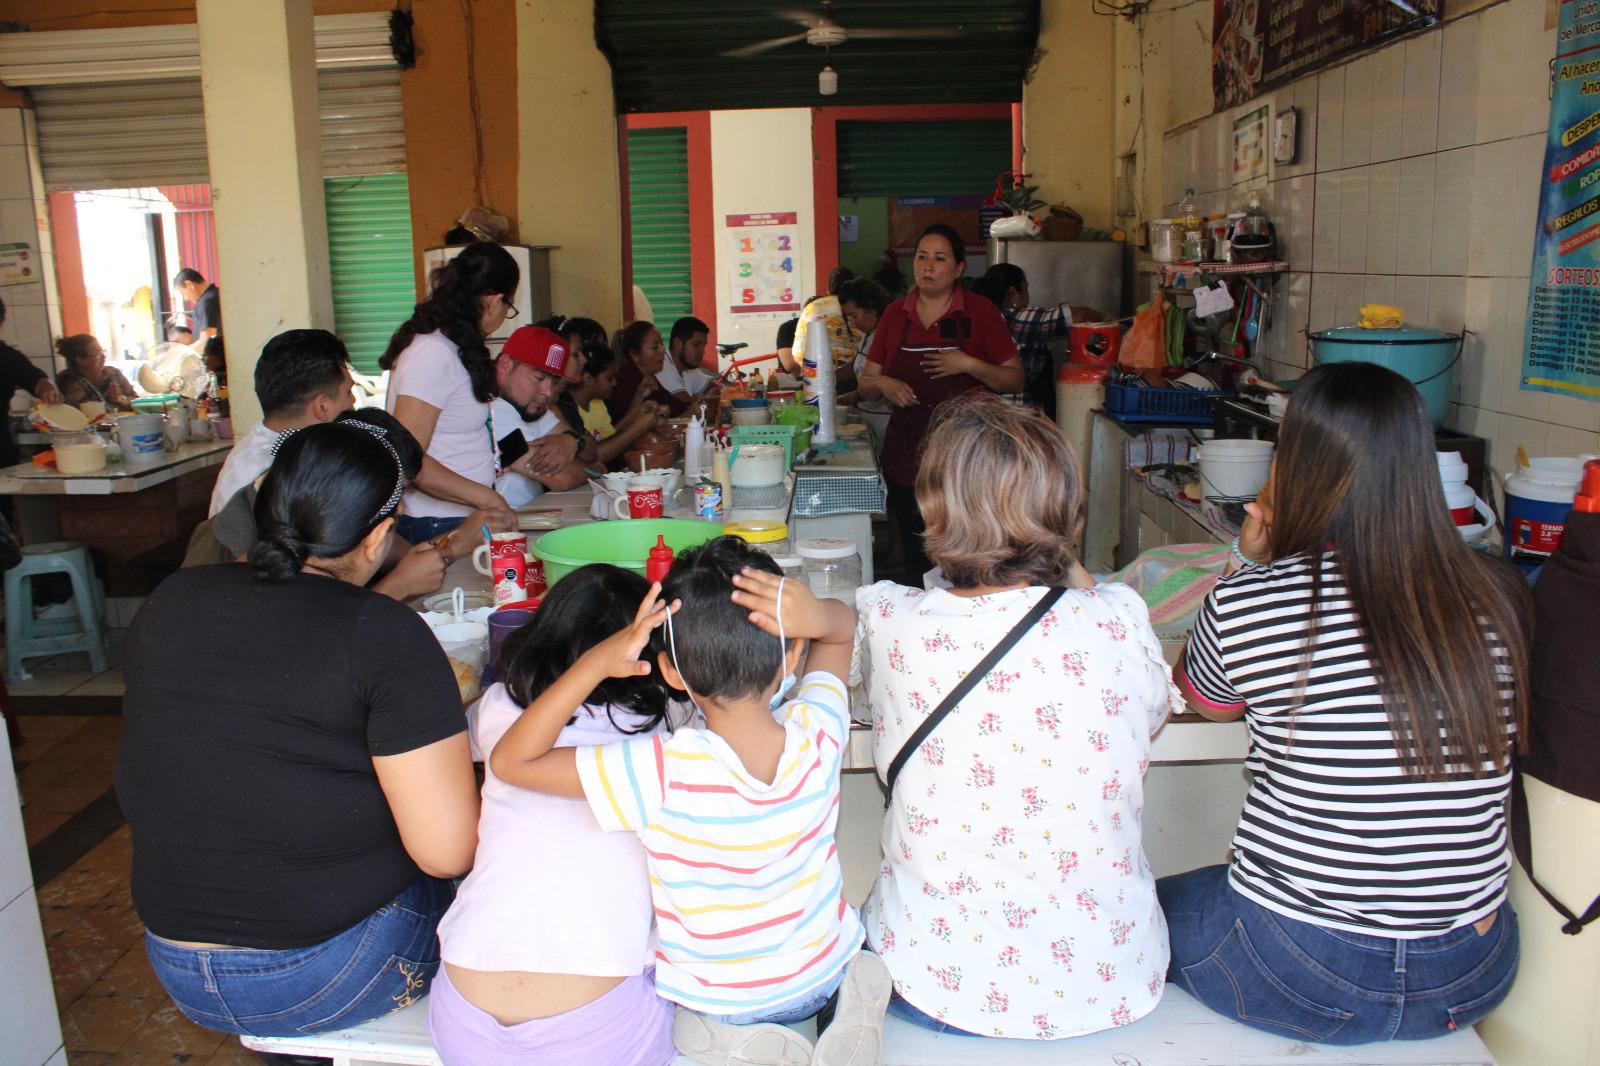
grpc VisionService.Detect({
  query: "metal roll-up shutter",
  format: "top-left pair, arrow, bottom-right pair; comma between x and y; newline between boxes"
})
324,172 -> 415,376
837,120 -> 1012,197
626,127 -> 691,326
319,67 -> 405,177
34,79 -> 208,191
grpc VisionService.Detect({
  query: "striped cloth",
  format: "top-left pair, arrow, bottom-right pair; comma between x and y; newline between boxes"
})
574,671 -> 863,1015
1178,552 -> 1515,937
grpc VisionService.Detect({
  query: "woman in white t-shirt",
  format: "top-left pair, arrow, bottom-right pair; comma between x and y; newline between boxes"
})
382,242 -> 521,543
429,564 -> 678,1066
854,396 -> 1180,1040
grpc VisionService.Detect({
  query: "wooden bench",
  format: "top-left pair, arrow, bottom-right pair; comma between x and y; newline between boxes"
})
239,986 -> 1498,1066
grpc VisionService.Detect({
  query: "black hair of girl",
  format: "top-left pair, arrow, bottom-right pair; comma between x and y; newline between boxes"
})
648,536 -> 787,702
378,241 -> 519,403
248,423 -> 404,583
579,340 -> 617,378
973,263 -> 1027,309
499,563 -> 670,733
915,222 -> 967,265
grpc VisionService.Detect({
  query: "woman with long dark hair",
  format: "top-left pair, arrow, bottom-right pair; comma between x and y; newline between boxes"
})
383,241 -> 521,542
117,421 -> 479,1038
604,319 -> 671,424
1164,362 -> 1531,1044
858,223 -> 1022,583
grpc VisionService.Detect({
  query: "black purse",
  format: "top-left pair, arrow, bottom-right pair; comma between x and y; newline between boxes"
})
882,587 -> 1067,807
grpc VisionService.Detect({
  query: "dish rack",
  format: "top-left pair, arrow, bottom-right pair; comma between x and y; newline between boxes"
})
730,424 -> 810,467
1104,382 -> 1230,424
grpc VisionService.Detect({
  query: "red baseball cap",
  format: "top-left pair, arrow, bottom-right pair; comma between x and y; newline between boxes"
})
502,326 -> 569,377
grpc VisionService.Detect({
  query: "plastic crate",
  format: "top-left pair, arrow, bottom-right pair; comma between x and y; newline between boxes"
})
1103,382 -> 1230,424
730,424 -> 810,467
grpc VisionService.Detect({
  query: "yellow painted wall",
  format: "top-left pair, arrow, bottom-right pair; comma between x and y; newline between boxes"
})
1022,0 -> 1118,229
709,108 -> 815,356
515,0 -> 622,326
1112,3 -> 1214,229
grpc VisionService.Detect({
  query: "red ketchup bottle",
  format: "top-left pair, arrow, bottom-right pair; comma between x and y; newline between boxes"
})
1575,459 -> 1600,514
645,535 -> 675,584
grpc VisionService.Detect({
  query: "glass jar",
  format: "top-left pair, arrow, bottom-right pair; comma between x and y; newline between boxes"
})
725,520 -> 791,557
770,553 -> 805,583
797,537 -> 860,603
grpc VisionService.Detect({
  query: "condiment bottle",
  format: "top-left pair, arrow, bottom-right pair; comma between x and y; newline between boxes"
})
645,535 -> 674,583
1575,459 -> 1600,513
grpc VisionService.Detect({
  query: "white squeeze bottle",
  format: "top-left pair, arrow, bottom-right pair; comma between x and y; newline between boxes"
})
805,316 -> 837,445
684,414 -> 706,481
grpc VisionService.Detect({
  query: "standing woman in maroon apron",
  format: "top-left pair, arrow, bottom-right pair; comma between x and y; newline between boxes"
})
859,223 -> 1022,582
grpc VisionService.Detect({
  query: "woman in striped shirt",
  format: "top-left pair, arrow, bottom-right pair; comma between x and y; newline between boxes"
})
1165,362 -> 1532,1045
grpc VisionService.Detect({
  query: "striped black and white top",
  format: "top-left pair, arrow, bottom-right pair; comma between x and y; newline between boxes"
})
1180,552 -> 1514,938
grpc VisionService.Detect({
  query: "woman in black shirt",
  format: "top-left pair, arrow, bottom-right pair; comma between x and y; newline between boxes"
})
116,420 -> 479,1037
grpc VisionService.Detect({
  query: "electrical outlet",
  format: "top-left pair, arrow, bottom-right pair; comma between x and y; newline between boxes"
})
1273,108 -> 1298,165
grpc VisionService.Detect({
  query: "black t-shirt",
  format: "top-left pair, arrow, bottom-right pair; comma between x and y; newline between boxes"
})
195,284 -> 221,334
115,564 -> 466,948
0,341 -> 44,468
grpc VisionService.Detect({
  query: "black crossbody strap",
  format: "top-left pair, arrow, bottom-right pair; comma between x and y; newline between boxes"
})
1511,770 -> 1600,935
884,587 -> 1067,808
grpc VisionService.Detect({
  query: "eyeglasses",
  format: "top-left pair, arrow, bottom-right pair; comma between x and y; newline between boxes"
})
503,300 -> 519,320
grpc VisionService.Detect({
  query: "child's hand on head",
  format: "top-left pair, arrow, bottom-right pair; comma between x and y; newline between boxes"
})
731,567 -> 830,642
585,582 -> 675,680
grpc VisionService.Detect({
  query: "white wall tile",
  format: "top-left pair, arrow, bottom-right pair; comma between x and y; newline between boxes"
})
1279,271 -> 1313,368
0,147 -> 28,198
1467,139 -> 1515,278
1547,423 -> 1600,457
0,199 -> 35,249
1461,277 -> 1505,411
1363,274 -> 1397,309
1369,44 -> 1407,164
1505,133 -> 1543,277
1402,33 -> 1443,157
1273,174 -> 1314,268
1318,66 -> 1347,172
1498,414 -> 1551,463
1547,393 -> 1600,435
1451,405 -> 1502,460
1476,2 -> 1521,144
1394,275 -> 1431,323
1279,77 -> 1319,179
1366,160 -> 1401,275
1513,0 -> 1556,137
1309,273 -> 1340,332
1397,154 -> 1437,275
1431,147 -> 1474,275
8,305 -> 48,360
1342,55 -> 1375,169
1211,112 -> 1234,194
1313,171 -> 1343,272
1427,275 -> 1466,331
1339,167 -> 1371,272
1438,17 -> 1482,151
1335,273 -> 1367,326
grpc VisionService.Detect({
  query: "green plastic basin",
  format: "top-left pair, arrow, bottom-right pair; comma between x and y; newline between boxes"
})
533,518 -> 724,586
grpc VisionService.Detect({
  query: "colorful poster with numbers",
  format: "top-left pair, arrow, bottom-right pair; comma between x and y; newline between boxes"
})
1521,0 -> 1600,404
726,212 -> 801,315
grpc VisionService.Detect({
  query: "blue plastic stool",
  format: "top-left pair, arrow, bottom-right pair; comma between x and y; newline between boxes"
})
4,542 -> 108,683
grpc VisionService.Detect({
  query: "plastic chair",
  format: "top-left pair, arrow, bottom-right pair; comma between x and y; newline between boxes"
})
4,542 -> 108,683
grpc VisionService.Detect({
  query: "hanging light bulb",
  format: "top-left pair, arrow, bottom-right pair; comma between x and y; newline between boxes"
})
818,64 -> 838,95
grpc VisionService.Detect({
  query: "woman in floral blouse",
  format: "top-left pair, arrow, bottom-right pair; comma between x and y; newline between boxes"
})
853,396 -> 1181,1040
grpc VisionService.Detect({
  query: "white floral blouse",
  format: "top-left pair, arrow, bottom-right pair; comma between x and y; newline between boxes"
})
852,580 -> 1183,1039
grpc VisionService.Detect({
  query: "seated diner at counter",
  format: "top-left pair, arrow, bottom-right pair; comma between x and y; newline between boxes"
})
116,420 -> 479,1038
858,223 -> 1021,582
854,396 -> 1180,1039
55,333 -> 135,412
1163,362 -> 1530,1044
606,319 -> 674,423
382,241 -> 523,542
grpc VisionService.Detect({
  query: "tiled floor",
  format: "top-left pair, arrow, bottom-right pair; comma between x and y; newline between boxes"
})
14,659 -> 262,1063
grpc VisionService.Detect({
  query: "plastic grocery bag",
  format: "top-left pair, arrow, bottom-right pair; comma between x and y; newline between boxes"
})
1120,292 -> 1169,370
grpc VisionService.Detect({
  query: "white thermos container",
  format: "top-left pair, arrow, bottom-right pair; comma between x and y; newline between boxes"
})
804,318 -> 836,445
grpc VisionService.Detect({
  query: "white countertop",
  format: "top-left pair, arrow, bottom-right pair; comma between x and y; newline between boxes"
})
0,439 -> 232,496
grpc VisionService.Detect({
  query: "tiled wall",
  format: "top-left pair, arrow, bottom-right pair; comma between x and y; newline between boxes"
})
1161,0 -> 1599,472
0,107 -> 63,407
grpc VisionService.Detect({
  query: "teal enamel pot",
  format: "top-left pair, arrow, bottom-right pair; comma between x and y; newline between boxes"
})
1308,325 -> 1464,428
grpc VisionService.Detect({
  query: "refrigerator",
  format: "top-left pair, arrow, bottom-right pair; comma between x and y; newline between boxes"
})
985,238 -> 1124,319
421,244 -> 553,349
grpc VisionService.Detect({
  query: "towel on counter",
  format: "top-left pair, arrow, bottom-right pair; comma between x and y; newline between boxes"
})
1095,543 -> 1230,639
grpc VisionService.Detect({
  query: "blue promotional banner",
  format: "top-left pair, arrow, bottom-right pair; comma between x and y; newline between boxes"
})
1522,0 -> 1600,403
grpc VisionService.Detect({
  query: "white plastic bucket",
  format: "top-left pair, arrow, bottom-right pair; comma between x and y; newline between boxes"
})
1505,457 -> 1586,569
116,413 -> 166,466
1197,439 -> 1274,499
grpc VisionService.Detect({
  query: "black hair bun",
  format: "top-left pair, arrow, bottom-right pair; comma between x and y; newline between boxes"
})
249,522 -> 311,583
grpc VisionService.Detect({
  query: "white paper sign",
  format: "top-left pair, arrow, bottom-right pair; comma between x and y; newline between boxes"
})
1194,283 -> 1235,318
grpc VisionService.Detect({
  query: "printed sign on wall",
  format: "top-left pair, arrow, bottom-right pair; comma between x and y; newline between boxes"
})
727,212 -> 801,315
1520,1 -> 1600,405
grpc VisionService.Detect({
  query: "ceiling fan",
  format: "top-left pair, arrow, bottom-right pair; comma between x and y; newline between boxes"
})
720,2 -> 967,95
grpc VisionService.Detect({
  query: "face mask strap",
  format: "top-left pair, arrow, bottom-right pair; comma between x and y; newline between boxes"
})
664,606 -> 699,710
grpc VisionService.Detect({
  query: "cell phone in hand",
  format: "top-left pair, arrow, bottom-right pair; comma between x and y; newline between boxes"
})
497,430 -> 530,469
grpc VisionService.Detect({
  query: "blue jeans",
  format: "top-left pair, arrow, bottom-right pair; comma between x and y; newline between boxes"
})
704,966 -> 845,1027
144,874 -> 454,1037
886,993 -> 982,1036
1158,865 -> 1519,1045
395,514 -> 465,545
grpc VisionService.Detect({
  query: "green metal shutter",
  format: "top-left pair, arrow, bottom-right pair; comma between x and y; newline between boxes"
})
323,172 -> 415,376
837,120 -> 1012,197
626,127 -> 691,326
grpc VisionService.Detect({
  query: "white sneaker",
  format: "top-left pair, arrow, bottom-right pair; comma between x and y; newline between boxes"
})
812,953 -> 892,1066
673,1007 -> 814,1066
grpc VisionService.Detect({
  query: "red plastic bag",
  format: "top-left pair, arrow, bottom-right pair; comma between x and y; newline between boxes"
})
1120,293 -> 1168,370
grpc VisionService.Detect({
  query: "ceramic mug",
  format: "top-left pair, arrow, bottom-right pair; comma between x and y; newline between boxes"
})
613,477 -> 665,519
473,531 -> 530,606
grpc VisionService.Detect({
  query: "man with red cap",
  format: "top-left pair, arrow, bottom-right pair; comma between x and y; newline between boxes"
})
492,325 -> 586,508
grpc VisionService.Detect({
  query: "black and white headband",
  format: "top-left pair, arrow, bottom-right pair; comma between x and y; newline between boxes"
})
271,421 -> 406,524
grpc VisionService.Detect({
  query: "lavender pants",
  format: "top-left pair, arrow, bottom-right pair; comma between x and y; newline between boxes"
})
427,964 -> 676,1066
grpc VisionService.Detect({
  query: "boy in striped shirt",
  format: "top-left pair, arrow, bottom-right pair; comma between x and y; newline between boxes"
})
491,538 -> 888,1066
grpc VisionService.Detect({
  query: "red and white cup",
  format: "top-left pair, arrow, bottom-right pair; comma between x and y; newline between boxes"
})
612,477 -> 665,519
473,531 -> 530,606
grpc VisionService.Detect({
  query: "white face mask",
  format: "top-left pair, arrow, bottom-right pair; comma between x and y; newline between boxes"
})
664,576 -> 795,713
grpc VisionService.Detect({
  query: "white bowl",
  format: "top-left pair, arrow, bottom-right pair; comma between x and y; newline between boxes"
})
730,444 -> 786,488
642,467 -> 683,496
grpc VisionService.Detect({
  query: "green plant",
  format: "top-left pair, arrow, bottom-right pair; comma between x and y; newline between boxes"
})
987,171 -> 1048,217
